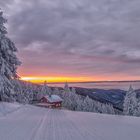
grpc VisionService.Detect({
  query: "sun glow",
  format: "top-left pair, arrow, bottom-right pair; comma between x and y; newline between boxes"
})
20,76 -> 92,83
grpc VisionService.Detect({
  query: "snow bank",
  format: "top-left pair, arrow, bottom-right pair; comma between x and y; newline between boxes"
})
0,102 -> 21,116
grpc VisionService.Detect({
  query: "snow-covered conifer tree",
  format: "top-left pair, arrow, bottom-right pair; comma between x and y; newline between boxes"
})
123,85 -> 138,116
82,96 -> 94,112
0,11 -> 20,101
62,82 -> 71,106
62,83 -> 72,109
76,96 -> 84,111
64,82 -> 71,94
104,104 -> 115,114
68,87 -> 79,110
24,82 -> 34,104
136,99 -> 140,116
39,81 -> 52,99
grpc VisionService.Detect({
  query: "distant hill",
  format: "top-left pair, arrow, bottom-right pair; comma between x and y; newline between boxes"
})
74,87 -> 136,111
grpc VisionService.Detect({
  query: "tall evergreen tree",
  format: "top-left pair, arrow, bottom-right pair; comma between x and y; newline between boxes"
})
82,96 -> 94,112
0,11 -> 20,101
123,85 -> 138,116
64,82 -> 71,94
40,81 -> 52,97
136,99 -> 140,117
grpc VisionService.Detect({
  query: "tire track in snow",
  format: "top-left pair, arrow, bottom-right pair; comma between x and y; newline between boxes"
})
44,109 -> 91,140
0,106 -> 46,140
29,108 -> 50,140
51,109 -> 77,140
32,109 -> 56,140
67,111 -> 106,140
0,106 -> 34,140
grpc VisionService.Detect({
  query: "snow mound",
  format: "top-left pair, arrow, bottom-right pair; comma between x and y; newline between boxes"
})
0,102 -> 21,116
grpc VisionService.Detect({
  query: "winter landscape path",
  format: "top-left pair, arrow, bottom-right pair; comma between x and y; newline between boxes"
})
0,102 -> 140,140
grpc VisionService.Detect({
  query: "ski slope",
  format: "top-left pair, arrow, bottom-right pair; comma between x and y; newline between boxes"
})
0,102 -> 140,140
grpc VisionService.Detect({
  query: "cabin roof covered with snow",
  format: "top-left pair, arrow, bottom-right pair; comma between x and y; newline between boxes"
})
43,95 -> 63,103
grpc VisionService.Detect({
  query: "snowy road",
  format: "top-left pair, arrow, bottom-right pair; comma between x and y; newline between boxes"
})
0,103 -> 140,140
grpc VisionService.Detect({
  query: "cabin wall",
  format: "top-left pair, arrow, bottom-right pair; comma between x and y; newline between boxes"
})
40,97 -> 48,103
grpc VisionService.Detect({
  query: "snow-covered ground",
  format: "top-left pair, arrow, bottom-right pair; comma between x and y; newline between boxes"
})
0,102 -> 140,140
0,102 -> 21,117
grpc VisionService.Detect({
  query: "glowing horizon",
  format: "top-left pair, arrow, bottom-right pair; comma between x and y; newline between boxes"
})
20,75 -> 140,84
20,76 -> 94,83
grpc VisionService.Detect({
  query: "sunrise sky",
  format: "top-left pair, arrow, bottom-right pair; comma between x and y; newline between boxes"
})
1,0 -> 140,83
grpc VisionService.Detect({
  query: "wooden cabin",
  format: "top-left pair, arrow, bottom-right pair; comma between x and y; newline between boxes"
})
37,95 -> 63,108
